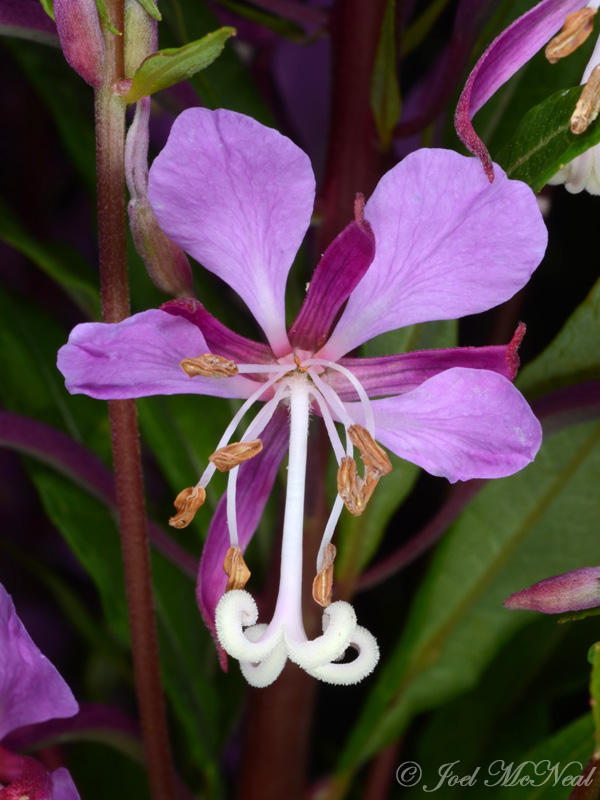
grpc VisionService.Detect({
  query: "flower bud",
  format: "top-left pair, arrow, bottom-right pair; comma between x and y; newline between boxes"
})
504,567 -> 600,614
124,0 -> 158,78
54,0 -> 106,88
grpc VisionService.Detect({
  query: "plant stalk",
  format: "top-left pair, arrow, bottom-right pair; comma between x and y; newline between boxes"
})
95,2 -> 176,797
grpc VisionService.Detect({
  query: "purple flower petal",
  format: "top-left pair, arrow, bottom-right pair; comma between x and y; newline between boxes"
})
321,150 -> 547,360
196,407 -> 289,668
57,309 -> 259,400
51,768 -> 81,800
288,203 -> 375,351
504,567 -> 600,614
332,324 -> 526,400
148,108 -> 316,356
354,367 -> 542,483
455,0 -> 587,178
0,583 -> 78,741
161,298 -> 275,364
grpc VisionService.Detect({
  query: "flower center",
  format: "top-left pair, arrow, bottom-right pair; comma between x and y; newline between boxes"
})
174,350 -> 388,686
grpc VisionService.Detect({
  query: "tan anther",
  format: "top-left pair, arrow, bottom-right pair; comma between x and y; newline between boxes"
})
180,353 -> 238,378
223,545 -> 251,591
312,542 -> 337,607
337,456 -> 366,516
545,8 -> 597,63
169,486 -> 206,529
209,439 -> 263,472
571,64 -> 600,133
347,425 -> 392,475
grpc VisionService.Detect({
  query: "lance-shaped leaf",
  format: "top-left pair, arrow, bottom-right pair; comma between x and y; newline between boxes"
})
125,27 -> 236,103
590,642 -> 600,757
133,0 -> 161,21
371,0 -> 401,150
497,85 -> 600,191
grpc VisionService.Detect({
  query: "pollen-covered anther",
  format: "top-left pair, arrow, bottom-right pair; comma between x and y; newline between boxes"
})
337,457 -> 366,516
180,353 -> 238,378
169,486 -> 206,529
347,425 -> 392,476
223,545 -> 251,591
209,439 -> 263,472
545,7 -> 597,64
313,542 -> 336,607
571,64 -> 600,133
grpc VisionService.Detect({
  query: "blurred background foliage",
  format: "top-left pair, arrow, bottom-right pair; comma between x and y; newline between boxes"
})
1,0 -> 600,798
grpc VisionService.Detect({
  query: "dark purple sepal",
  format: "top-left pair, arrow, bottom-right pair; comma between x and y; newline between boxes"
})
0,746 -> 52,800
161,298 -> 275,365
288,197 -> 375,351
334,324 -> 526,400
196,408 -> 289,670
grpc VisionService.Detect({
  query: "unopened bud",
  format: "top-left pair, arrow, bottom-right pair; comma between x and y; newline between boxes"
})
54,0 -> 106,87
209,440 -> 263,472
180,354 -> 238,378
312,543 -> 336,607
125,97 -> 194,296
504,567 -> 600,614
347,425 -> 392,475
223,546 -> 251,591
571,64 -> 600,133
169,486 -> 206,529
545,8 -> 596,64
124,0 -> 159,78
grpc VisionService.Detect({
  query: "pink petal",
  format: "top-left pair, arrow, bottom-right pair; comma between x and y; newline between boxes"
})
455,0 -> 588,178
331,324 -> 526,400
161,298 -> 275,364
0,583 -> 78,740
288,200 -> 375,351
57,309 -> 259,400
321,150 -> 547,360
353,367 -> 542,483
196,408 -> 289,669
51,768 -> 81,800
148,108 -> 316,356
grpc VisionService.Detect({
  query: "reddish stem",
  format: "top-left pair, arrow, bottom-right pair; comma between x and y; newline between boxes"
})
318,0 -> 388,249
95,3 -> 176,798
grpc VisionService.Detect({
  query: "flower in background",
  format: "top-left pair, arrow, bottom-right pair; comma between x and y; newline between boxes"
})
58,108 -> 546,687
0,582 -> 80,799
455,0 -> 590,181
505,567 -> 600,613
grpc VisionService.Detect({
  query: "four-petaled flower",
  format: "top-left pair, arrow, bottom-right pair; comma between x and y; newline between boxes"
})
0,581 -> 80,799
58,108 -> 546,687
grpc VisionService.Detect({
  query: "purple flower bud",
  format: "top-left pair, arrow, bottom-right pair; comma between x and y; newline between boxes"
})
504,567 -> 600,614
54,0 -> 106,88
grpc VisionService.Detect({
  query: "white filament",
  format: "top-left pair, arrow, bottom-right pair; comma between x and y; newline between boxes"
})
307,358 -> 375,436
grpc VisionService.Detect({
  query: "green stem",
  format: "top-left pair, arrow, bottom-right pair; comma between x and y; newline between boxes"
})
95,3 -> 176,798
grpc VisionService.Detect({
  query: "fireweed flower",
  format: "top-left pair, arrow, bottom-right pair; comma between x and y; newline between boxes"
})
0,582 -> 80,798
58,108 -> 546,687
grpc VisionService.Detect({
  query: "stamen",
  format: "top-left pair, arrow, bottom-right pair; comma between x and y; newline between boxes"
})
337,456 -> 366,516
545,8 -> 596,63
347,425 -> 392,475
196,367 -> 288,490
308,388 -> 347,463
180,353 -> 238,377
307,359 -> 375,436
571,63 -> 600,133
209,439 -> 263,471
223,545 -> 251,591
168,486 -> 206,529
316,495 -> 344,571
312,542 -> 336,607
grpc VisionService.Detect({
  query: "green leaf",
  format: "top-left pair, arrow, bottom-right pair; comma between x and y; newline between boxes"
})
134,0 -> 161,21
518,275 -> 600,399
0,195 -> 100,319
590,642 -> 600,757
402,0 -> 450,57
126,26 -> 236,102
95,0 -> 122,35
39,0 -> 54,20
335,419 -> 600,782
216,0 -> 303,39
496,85 -> 600,191
371,0 -> 401,150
